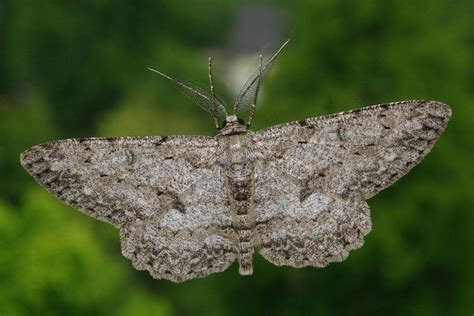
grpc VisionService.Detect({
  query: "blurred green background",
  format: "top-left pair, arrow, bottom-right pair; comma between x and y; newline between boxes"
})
1,0 -> 473,315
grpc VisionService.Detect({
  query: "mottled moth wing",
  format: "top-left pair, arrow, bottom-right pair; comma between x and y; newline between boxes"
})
20,136 -> 236,282
254,161 -> 372,267
253,100 -> 451,267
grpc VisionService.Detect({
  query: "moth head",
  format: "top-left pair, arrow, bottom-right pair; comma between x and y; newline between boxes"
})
219,115 -> 247,135
148,39 -> 290,131
222,115 -> 245,126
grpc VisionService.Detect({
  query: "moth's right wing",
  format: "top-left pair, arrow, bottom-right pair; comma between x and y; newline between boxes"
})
252,100 -> 451,268
21,136 -> 236,282
253,161 -> 371,268
253,100 -> 451,199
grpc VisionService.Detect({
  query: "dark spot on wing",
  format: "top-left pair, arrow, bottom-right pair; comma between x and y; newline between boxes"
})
299,176 -> 317,202
126,150 -> 135,165
57,185 -> 70,196
420,100 -> 429,106
297,120 -> 315,129
298,120 -> 308,127
337,127 -> 345,141
105,137 -> 122,143
154,136 -> 168,146
421,123 -> 440,133
44,174 -> 60,186
32,157 -> 45,164
299,187 -> 312,202
36,167 -> 51,177
171,199 -> 185,213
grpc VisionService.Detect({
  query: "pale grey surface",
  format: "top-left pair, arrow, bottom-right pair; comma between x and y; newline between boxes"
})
21,100 -> 451,282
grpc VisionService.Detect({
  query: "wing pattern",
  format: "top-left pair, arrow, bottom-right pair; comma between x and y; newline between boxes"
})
253,100 -> 451,199
20,100 -> 452,280
254,162 -> 371,267
21,136 -> 236,282
252,100 -> 451,267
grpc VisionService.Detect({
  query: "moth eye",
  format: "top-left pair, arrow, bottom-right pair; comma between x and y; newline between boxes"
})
221,120 -> 228,128
237,118 -> 245,125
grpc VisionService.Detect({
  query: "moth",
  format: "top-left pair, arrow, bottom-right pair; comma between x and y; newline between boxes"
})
21,40 -> 452,282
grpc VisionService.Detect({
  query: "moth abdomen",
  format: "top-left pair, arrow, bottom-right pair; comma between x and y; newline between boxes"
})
221,132 -> 258,276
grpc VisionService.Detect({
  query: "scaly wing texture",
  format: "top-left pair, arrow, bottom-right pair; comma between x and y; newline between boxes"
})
20,136 -> 236,282
254,100 -> 451,199
254,162 -> 371,267
253,100 -> 451,267
120,165 -> 236,282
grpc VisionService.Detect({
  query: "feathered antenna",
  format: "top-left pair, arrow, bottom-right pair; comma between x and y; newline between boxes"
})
247,54 -> 263,127
233,39 -> 290,120
148,67 -> 227,129
149,39 -> 290,129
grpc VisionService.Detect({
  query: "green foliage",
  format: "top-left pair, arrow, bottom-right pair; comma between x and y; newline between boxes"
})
0,0 -> 473,315
0,97 -> 57,201
0,190 -> 172,315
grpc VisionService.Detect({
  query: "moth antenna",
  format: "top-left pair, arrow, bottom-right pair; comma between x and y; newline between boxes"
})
234,39 -> 291,115
148,67 -> 227,128
247,54 -> 263,127
208,57 -> 216,97
208,58 -> 219,129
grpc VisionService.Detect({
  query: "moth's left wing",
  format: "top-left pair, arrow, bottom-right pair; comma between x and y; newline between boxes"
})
21,136 -> 238,282
253,100 -> 451,199
21,136 -> 220,227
